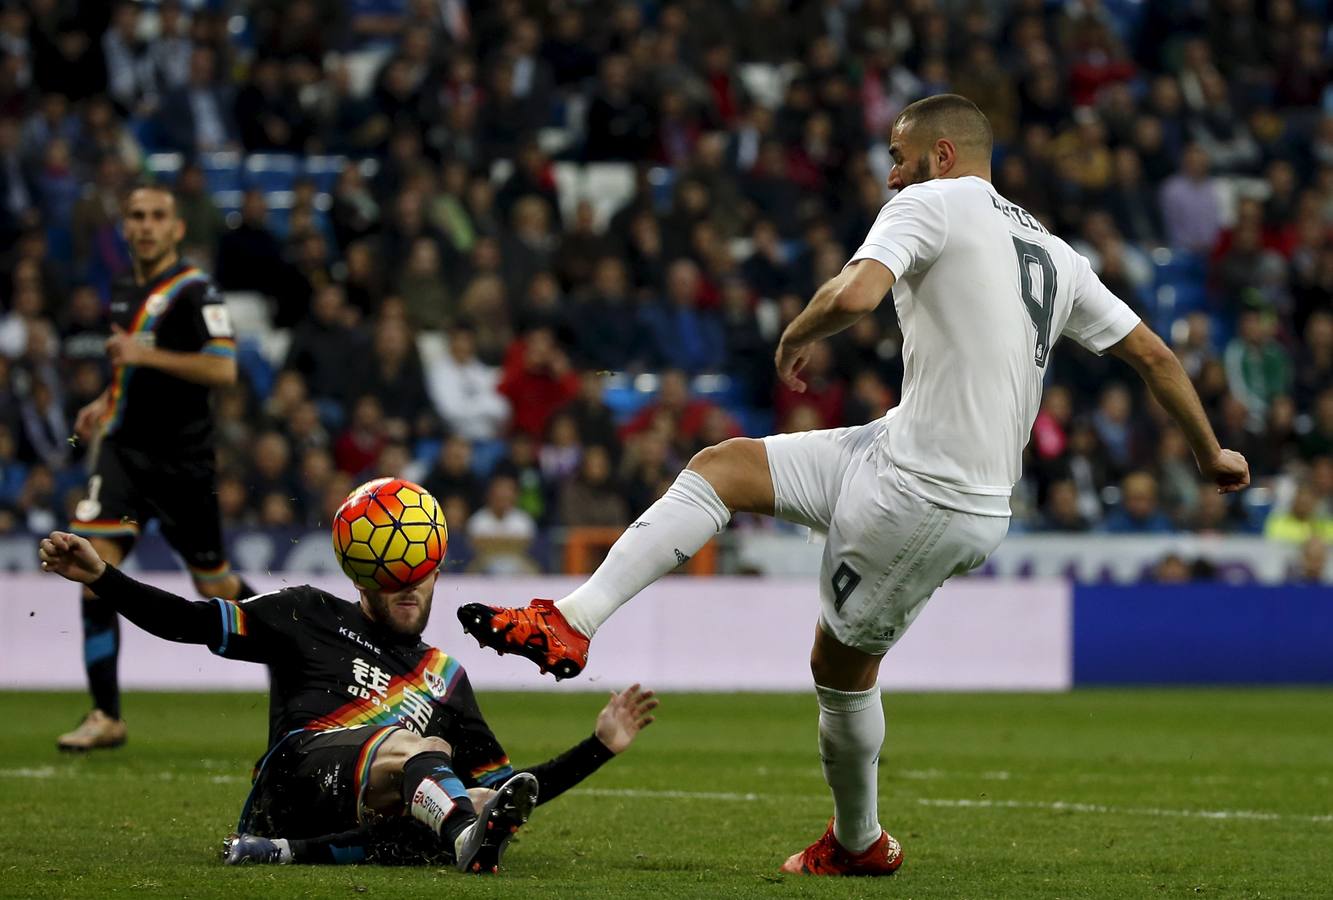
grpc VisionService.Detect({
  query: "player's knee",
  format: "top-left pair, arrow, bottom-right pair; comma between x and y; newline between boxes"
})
374,731 -> 452,774
687,438 -> 769,513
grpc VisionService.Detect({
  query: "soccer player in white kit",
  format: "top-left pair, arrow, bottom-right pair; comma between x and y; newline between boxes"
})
460,95 -> 1251,875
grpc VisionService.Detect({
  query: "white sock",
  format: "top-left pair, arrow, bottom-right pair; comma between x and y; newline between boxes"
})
271,838 -> 293,864
816,684 -> 884,854
556,469 -> 731,637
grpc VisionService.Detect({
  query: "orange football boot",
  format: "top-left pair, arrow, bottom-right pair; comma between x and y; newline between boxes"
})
457,600 -> 590,680
779,820 -> 904,876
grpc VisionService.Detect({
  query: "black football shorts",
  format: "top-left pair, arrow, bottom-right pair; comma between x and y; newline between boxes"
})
237,725 -> 404,839
70,439 -> 231,582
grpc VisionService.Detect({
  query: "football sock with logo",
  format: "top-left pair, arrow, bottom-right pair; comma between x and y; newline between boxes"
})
555,469 -> 731,638
401,751 -> 477,854
816,684 -> 885,854
81,591 -> 121,720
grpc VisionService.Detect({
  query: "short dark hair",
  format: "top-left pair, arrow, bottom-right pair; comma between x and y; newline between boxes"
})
894,93 -> 993,160
124,179 -> 181,214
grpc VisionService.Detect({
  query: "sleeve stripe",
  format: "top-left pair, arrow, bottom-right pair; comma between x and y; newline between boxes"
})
202,339 -> 237,358
214,599 -> 230,656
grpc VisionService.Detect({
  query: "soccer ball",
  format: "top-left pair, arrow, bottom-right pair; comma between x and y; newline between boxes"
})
332,477 -> 449,591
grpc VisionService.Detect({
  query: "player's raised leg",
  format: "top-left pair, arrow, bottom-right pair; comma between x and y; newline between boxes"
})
59,534 -> 131,752
458,438 -> 772,677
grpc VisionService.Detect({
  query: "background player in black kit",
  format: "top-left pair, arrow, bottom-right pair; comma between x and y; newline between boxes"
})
61,184 -> 254,752
37,529 -> 657,873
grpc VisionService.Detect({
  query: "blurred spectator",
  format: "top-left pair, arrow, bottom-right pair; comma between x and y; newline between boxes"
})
426,324 -> 509,442
1039,479 -> 1090,532
423,435 -> 484,513
1264,484 -> 1333,543
558,444 -> 628,528
467,474 -> 537,573
236,56 -> 308,153
1290,538 -> 1330,584
174,162 -> 225,264
216,190 -> 290,304
1091,384 -> 1136,472
360,318 -> 430,437
773,341 -> 846,431
0,0 -> 1329,566
285,285 -> 364,410
573,256 -> 648,372
156,46 -> 237,153
539,412 -> 582,486
1224,310 -> 1291,422
334,395 -> 387,476
397,237 -> 453,332
1102,471 -> 1175,534
498,326 -> 578,439
1159,143 -> 1222,252
641,259 -> 724,373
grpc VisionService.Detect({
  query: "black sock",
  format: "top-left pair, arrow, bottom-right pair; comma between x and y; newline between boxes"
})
234,578 -> 258,600
401,751 -> 477,852
289,819 -> 444,866
81,591 -> 120,719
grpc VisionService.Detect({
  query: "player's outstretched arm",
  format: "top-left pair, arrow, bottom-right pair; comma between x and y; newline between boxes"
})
513,684 -> 659,806
777,261 -> 896,392
39,531 -> 222,643
1109,324 -> 1250,493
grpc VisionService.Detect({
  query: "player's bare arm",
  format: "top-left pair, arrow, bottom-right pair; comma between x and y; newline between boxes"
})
73,389 -> 112,440
776,260 -> 896,392
1109,323 -> 1250,493
105,326 -> 238,387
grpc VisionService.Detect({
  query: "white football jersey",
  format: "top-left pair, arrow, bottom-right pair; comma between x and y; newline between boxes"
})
848,175 -> 1140,516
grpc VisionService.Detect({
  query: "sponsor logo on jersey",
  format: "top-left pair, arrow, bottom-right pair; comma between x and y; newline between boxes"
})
202,304 -> 233,337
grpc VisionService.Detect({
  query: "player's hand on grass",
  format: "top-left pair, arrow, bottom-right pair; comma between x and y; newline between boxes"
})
1200,448 -> 1250,494
106,325 -> 148,367
594,684 -> 658,754
38,531 -> 107,584
775,340 -> 811,393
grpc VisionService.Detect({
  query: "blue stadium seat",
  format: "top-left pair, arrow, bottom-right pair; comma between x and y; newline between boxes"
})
244,154 -> 300,194
303,156 -> 346,193
470,439 -> 509,476
146,153 -> 183,181
413,437 -> 443,466
236,337 -> 275,400
201,151 -> 243,194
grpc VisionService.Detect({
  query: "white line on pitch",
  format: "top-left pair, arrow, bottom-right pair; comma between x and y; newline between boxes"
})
574,788 -> 1333,825
915,797 -> 1333,824
5,769 -> 1329,825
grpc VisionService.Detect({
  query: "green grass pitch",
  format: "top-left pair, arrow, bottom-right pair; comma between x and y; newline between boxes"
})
1,689 -> 1329,899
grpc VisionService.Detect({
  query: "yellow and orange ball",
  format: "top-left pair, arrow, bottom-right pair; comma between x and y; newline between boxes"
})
332,477 -> 448,591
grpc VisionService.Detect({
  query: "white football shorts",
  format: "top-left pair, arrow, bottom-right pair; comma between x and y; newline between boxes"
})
762,418 -> 1010,655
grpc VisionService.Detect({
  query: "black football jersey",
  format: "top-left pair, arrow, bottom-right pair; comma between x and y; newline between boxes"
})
103,261 -> 236,456
209,586 -> 515,789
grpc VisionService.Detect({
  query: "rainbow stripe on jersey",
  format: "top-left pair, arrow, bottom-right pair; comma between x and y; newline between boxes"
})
103,266 -> 211,436
310,648 -> 462,732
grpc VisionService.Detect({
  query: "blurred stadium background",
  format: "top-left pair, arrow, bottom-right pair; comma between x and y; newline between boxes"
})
1,1 -> 1332,896
0,0 -> 1330,586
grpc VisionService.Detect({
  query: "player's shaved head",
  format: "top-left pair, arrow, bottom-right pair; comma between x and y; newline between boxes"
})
894,94 -> 993,161
887,94 -> 993,189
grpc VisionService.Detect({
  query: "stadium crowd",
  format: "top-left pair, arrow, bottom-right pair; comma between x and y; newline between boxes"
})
0,0 -> 1330,578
